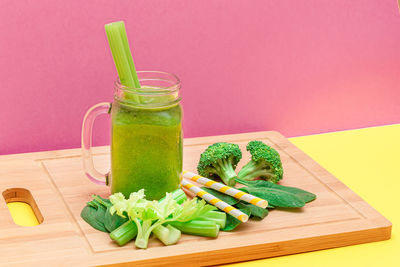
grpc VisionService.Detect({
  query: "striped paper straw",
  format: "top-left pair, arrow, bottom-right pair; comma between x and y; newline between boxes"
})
181,170 -> 268,209
180,179 -> 248,223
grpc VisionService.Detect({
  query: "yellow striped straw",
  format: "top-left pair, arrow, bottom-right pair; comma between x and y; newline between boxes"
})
180,179 -> 249,223
181,170 -> 268,209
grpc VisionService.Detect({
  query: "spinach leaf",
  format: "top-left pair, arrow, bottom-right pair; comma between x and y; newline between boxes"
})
238,188 -> 275,208
200,187 -> 239,206
235,178 -> 316,203
104,207 -> 128,232
81,195 -> 126,233
240,187 -> 305,208
80,205 -> 108,232
235,177 -> 274,187
87,200 -> 99,208
222,206 -> 251,231
236,201 -> 269,220
269,184 -> 316,203
81,198 -> 111,233
94,201 -> 107,226
93,195 -> 112,207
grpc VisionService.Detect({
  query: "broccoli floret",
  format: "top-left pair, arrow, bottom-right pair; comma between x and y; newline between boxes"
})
197,142 -> 242,186
237,141 -> 283,183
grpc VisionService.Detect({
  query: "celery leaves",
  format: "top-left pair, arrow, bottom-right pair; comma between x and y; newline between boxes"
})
109,189 -> 217,249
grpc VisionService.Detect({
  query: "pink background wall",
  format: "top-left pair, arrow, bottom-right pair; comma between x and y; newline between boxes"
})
1,0 -> 400,155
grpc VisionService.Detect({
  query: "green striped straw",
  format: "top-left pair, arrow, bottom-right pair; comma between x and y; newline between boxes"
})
105,21 -> 141,102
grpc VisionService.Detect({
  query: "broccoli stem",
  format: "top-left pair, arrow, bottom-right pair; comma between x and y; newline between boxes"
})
238,160 -> 274,181
215,158 -> 238,186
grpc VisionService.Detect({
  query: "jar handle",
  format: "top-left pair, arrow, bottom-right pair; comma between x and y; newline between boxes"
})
81,102 -> 111,186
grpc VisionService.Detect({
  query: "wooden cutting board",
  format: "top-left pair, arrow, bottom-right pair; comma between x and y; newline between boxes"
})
0,131 -> 391,266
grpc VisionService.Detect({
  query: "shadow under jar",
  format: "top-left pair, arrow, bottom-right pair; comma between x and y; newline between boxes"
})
82,71 -> 183,200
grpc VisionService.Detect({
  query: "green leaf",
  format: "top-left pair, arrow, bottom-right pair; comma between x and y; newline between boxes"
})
80,205 -> 108,232
200,187 -> 239,206
157,192 -> 180,219
236,201 -> 269,219
222,207 -> 251,231
240,187 -> 305,208
235,178 -> 316,203
270,184 -> 316,203
95,202 -> 107,227
238,187 -> 275,208
93,195 -> 112,208
104,207 -> 129,232
172,198 -> 216,222
87,200 -> 98,208
159,189 -> 187,205
81,197 -> 113,233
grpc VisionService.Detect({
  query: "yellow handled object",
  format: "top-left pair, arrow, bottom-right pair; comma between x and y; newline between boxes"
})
182,171 -> 268,209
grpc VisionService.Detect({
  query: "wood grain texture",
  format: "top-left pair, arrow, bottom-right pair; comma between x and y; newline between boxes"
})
0,131 -> 391,266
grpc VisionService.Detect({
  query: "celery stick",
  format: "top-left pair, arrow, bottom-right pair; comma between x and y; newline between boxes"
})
110,220 -> 138,246
105,21 -> 140,103
197,211 -> 226,229
169,220 -> 220,238
105,22 -> 135,87
116,21 -> 141,89
159,188 -> 187,205
152,224 -> 181,246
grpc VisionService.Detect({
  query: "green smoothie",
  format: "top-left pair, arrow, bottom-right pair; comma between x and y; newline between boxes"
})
110,100 -> 182,200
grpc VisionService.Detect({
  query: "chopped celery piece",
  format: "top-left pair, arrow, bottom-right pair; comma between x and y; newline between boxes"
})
110,220 -> 138,246
152,224 -> 181,246
134,219 -> 152,249
197,211 -> 226,229
110,190 -> 215,249
169,220 -> 220,238
109,189 -> 186,247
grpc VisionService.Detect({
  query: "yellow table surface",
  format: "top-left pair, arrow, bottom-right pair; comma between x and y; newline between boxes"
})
7,124 -> 399,266
230,124 -> 399,267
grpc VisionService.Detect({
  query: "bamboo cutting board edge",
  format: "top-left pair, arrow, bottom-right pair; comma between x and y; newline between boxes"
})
0,131 -> 392,266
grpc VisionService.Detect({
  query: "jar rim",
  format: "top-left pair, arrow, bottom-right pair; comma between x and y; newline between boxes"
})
114,71 -> 181,108
114,71 -> 180,96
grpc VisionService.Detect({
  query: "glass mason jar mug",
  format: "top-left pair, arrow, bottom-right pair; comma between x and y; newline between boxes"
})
82,71 -> 183,200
